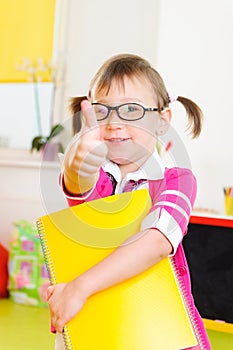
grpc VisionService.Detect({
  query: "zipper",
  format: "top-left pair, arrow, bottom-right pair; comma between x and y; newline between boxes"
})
170,256 -> 207,349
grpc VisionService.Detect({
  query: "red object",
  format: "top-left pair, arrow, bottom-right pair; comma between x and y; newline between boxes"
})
0,243 -> 9,298
190,215 -> 233,228
165,141 -> 172,152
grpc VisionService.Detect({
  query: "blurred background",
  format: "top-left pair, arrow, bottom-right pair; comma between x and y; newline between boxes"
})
0,2 -> 233,349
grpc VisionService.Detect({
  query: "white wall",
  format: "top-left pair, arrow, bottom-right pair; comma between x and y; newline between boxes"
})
155,0 -> 233,214
62,0 -> 160,98
0,83 -> 53,149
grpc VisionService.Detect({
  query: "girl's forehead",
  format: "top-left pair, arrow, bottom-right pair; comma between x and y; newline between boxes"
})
109,75 -> 151,90
93,75 -> 157,102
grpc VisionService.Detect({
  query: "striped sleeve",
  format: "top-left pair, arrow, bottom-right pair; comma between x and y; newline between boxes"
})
141,167 -> 197,255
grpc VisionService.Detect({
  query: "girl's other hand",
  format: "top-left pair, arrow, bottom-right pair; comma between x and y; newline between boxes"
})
47,281 -> 86,333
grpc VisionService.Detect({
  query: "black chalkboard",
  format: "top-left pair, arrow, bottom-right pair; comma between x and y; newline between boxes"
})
183,222 -> 233,324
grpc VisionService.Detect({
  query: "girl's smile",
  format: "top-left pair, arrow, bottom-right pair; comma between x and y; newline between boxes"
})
105,137 -> 131,143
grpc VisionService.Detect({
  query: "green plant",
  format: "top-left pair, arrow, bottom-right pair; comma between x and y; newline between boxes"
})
31,123 -> 64,153
16,57 -> 65,155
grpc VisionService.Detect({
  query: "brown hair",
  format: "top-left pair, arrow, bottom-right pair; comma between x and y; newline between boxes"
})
69,95 -> 87,134
70,53 -> 203,137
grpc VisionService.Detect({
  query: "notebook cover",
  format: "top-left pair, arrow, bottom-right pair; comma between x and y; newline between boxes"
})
37,189 -> 197,350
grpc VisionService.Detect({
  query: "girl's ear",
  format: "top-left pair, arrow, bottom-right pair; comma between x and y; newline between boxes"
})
156,108 -> 172,136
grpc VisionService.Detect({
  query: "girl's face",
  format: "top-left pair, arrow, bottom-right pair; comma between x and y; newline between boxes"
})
92,76 -> 171,175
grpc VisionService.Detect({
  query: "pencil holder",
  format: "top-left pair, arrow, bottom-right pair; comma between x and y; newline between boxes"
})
224,187 -> 233,216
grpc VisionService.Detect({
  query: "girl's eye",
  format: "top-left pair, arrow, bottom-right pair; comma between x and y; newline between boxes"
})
121,104 -> 142,115
127,105 -> 137,112
119,104 -> 144,120
121,104 -> 137,114
97,108 -> 105,114
94,105 -> 108,116
93,104 -> 109,121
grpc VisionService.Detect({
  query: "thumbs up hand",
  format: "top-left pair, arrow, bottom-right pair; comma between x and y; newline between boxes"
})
63,100 -> 108,194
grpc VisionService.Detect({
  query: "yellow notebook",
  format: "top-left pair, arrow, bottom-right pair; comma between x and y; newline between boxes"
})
37,189 -> 198,350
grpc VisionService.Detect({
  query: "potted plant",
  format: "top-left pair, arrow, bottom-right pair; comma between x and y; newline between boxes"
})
31,123 -> 64,161
17,57 -> 65,161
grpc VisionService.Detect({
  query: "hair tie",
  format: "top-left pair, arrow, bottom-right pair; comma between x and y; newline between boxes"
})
168,93 -> 178,104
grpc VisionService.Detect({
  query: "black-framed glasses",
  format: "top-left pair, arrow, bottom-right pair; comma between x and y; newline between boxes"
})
91,102 -> 163,121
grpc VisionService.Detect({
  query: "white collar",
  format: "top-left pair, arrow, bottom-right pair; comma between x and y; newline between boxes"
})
102,150 -> 165,183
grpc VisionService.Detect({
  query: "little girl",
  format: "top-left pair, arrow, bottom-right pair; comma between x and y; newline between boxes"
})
47,53 -> 211,349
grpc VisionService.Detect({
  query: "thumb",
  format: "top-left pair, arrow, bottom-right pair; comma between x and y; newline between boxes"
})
47,285 -> 55,301
81,100 -> 98,129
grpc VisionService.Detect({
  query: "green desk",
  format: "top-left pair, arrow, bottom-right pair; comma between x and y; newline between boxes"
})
203,318 -> 233,349
1,299 -> 233,350
0,299 -> 54,350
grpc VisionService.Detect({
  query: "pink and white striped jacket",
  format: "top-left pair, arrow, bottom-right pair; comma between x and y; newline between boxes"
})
62,157 -> 211,349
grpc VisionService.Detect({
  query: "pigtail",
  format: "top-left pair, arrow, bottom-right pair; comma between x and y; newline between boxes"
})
177,96 -> 203,138
69,96 -> 87,134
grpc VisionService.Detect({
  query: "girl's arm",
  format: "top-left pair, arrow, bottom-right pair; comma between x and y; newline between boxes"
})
47,228 -> 172,333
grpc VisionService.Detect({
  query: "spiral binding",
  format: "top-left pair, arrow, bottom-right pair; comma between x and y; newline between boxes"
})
170,256 -> 206,349
63,326 -> 73,350
37,219 -> 57,285
37,218 -> 73,350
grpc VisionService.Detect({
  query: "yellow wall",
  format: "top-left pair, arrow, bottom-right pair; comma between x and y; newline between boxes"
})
0,0 -> 56,82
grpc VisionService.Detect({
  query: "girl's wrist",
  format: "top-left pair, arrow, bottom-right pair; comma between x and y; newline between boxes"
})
72,274 -> 96,300
76,172 -> 99,194
63,170 -> 79,194
64,170 -> 98,195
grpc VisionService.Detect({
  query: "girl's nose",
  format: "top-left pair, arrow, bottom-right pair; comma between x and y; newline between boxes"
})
106,110 -> 124,129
